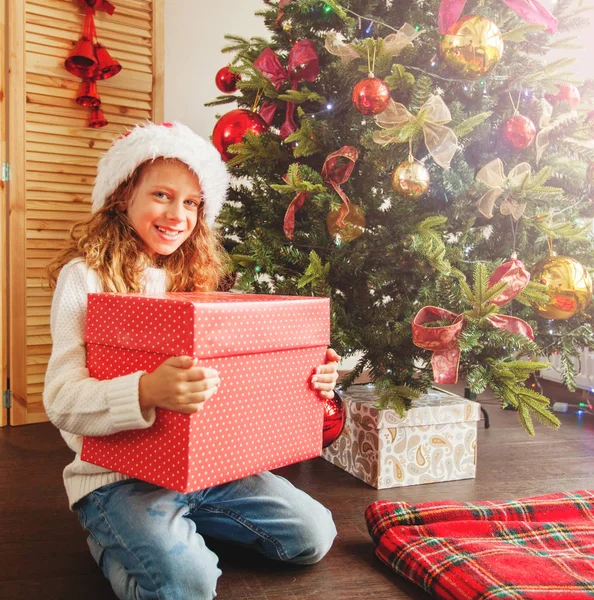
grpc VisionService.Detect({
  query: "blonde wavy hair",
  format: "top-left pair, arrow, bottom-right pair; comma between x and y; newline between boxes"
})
46,158 -> 227,293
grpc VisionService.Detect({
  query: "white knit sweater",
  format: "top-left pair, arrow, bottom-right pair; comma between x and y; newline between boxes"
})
43,258 -> 167,508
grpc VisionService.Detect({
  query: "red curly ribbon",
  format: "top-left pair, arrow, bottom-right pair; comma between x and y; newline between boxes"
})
254,40 -> 319,139
283,146 -> 358,240
438,0 -> 557,34
412,259 -> 535,384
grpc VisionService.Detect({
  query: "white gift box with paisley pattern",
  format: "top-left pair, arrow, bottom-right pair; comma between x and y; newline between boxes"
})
322,387 -> 480,489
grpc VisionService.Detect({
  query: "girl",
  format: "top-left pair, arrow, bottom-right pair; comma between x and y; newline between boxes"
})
44,121 -> 340,600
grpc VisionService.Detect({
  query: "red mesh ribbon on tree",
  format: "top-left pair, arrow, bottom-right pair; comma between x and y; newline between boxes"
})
412,259 -> 535,384
254,40 -> 319,139
284,146 -> 358,240
438,0 -> 557,34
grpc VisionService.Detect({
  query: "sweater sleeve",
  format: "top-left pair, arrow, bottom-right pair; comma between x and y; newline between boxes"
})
43,261 -> 156,436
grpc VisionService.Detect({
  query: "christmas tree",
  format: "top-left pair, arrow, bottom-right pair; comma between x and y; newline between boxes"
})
207,0 -> 594,435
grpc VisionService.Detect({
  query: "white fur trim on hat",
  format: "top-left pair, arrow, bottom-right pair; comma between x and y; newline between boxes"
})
92,121 -> 229,226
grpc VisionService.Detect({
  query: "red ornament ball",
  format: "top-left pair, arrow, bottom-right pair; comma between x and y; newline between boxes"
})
322,391 -> 346,449
212,109 -> 269,162
352,77 -> 391,115
500,114 -> 536,150
546,83 -> 580,109
215,66 -> 241,93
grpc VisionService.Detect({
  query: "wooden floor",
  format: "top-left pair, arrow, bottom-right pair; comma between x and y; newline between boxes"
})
1,382 -> 594,600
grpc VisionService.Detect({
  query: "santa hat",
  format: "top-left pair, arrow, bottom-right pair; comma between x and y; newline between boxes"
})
92,121 -> 229,226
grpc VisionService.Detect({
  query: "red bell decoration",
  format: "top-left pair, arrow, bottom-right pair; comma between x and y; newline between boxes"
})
94,44 -> 122,80
89,106 -> 108,128
546,83 -> 580,109
352,76 -> 391,115
76,79 -> 101,107
500,114 -> 536,150
322,391 -> 346,449
65,9 -> 97,78
215,66 -> 241,93
212,109 -> 269,162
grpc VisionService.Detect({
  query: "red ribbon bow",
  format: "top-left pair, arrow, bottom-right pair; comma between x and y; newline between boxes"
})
438,0 -> 557,34
283,146 -> 359,239
81,0 -> 116,15
254,40 -> 320,140
412,259 -> 535,384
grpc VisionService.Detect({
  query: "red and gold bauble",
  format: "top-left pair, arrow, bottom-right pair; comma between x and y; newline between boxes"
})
391,159 -> 430,198
352,76 -> 391,115
546,83 -> 580,109
500,114 -> 536,150
212,109 -> 269,162
322,391 -> 346,448
439,15 -> 504,80
530,255 -> 592,319
327,204 -> 366,242
215,66 -> 241,93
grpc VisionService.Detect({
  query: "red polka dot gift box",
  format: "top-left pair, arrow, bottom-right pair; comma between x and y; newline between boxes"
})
81,291 -> 330,493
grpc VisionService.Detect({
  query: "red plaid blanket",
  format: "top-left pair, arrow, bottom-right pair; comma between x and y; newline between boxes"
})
365,491 -> 594,600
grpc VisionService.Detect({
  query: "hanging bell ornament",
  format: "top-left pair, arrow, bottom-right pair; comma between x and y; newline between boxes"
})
65,36 -> 97,78
352,76 -> 391,115
215,66 -> 241,93
89,106 -> 108,128
439,15 -> 504,80
530,255 -> 592,319
94,44 -> 122,80
391,159 -> 430,199
322,391 -> 346,449
500,114 -> 536,150
545,83 -> 580,109
76,80 -> 101,107
327,204 -> 366,243
212,109 -> 269,162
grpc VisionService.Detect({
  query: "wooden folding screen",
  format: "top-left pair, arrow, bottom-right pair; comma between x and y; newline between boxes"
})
6,0 -> 164,425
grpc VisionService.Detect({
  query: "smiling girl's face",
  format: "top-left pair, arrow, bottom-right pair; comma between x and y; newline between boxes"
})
123,158 -> 203,259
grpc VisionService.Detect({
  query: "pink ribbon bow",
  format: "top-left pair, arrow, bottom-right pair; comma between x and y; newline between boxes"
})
438,0 -> 557,35
412,259 -> 535,384
254,40 -> 320,140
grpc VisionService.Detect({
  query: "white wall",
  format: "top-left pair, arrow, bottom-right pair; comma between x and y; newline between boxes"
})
164,0 -> 269,139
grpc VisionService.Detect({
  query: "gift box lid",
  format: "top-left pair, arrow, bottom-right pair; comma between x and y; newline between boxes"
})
85,292 -> 330,358
344,386 -> 480,428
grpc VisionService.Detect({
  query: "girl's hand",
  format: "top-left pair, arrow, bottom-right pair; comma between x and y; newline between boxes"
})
139,356 -> 220,414
311,348 -> 341,400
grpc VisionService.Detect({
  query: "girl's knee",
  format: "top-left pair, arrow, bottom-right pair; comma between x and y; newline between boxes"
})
289,506 -> 337,565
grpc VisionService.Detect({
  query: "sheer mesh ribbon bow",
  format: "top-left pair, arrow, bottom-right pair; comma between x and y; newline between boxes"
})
254,40 -> 319,140
476,158 -> 531,220
412,259 -> 534,384
373,95 -> 458,169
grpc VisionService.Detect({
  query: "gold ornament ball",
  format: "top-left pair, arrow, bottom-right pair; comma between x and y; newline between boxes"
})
327,204 -> 366,242
439,15 -> 504,80
391,160 -> 430,198
530,255 -> 592,320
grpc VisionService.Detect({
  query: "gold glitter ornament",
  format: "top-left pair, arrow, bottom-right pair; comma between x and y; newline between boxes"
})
530,255 -> 592,320
439,15 -> 504,80
327,204 -> 366,242
391,159 -> 430,198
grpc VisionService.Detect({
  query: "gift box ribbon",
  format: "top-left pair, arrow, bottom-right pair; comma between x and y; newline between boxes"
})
284,146 -> 358,239
81,0 -> 115,15
412,259 -> 534,384
254,40 -> 319,140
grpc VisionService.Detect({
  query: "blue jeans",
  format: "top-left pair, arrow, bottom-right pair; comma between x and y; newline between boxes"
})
75,472 -> 337,600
